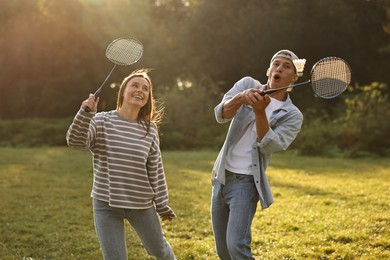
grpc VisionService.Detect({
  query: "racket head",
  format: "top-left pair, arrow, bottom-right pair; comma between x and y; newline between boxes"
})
105,37 -> 143,66
310,57 -> 351,99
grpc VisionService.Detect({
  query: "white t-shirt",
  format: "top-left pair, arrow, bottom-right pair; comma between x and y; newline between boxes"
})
225,97 -> 284,174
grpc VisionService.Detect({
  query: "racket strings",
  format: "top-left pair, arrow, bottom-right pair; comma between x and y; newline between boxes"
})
106,38 -> 143,65
311,57 -> 351,99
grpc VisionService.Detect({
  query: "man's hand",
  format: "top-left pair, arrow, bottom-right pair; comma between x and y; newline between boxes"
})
243,88 -> 262,105
245,89 -> 271,114
251,91 -> 271,141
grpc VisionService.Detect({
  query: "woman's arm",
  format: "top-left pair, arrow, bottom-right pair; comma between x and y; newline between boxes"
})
66,109 -> 96,150
66,94 -> 99,149
147,135 -> 176,220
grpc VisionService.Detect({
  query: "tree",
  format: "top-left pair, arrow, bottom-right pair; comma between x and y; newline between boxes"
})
0,0 -> 389,119
0,0 -> 105,118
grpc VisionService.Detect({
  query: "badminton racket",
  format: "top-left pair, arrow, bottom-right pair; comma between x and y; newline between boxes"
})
262,57 -> 351,99
85,37 -> 144,112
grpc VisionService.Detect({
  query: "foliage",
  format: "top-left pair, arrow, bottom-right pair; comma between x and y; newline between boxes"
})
337,82 -> 390,157
292,82 -> 390,157
379,0 -> 390,53
0,0 -> 389,119
291,117 -> 342,157
1,81 -> 389,157
0,148 -> 389,259
156,75 -> 228,150
0,117 -> 73,147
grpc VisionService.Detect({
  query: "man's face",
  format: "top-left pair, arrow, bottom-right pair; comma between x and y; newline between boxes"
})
268,57 -> 298,89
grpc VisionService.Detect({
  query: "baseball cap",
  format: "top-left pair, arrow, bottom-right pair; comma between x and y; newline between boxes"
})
270,50 -> 306,77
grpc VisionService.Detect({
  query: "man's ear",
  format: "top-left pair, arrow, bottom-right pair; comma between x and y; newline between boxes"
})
291,74 -> 298,84
266,68 -> 270,77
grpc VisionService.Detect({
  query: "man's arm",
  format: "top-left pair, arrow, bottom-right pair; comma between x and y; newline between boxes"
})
215,77 -> 263,123
254,109 -> 270,141
221,91 -> 246,119
222,88 -> 266,119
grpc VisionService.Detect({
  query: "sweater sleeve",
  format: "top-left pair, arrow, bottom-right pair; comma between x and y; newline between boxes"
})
66,108 -> 96,150
147,134 -> 176,219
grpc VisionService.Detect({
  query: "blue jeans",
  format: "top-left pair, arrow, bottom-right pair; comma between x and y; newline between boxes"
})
211,171 -> 258,260
93,199 -> 175,260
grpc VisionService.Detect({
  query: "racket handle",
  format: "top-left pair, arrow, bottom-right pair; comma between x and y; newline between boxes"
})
261,80 -> 310,96
84,64 -> 117,112
261,88 -> 281,96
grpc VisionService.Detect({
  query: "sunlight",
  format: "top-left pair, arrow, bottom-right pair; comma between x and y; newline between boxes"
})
155,0 -> 190,7
110,82 -> 118,89
80,0 -> 107,6
176,78 -> 193,90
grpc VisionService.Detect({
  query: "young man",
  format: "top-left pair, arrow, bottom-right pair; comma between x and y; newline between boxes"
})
211,50 -> 306,259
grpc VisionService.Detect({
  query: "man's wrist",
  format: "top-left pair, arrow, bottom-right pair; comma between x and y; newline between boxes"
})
238,92 -> 247,105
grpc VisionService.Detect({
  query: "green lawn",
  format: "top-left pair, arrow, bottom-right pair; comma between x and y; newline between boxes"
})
0,147 -> 389,259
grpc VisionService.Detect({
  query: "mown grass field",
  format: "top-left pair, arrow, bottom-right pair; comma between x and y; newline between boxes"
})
0,147 -> 389,259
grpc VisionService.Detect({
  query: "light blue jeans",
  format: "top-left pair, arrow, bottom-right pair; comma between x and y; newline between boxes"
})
211,171 -> 258,260
93,199 -> 175,260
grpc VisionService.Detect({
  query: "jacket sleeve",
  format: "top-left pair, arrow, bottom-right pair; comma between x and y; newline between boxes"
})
215,77 -> 262,123
258,108 -> 303,155
147,133 -> 176,219
66,108 -> 96,150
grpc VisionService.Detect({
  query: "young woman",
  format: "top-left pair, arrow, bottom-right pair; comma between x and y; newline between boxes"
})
66,69 -> 176,260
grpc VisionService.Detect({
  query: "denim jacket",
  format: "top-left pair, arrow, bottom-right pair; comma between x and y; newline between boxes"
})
212,77 -> 303,209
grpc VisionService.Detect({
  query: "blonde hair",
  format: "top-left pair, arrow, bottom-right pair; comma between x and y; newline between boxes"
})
116,68 -> 164,134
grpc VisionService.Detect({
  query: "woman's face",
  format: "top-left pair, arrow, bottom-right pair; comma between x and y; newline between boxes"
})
122,76 -> 150,108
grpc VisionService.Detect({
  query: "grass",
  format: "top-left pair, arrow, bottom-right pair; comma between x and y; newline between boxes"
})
0,147 -> 389,259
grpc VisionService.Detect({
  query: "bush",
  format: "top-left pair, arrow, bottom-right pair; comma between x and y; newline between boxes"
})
0,117 -> 73,147
0,74 -> 227,150
292,82 -> 390,158
2,81 -> 388,158
336,82 -> 390,157
292,117 -> 342,157
156,75 -> 227,150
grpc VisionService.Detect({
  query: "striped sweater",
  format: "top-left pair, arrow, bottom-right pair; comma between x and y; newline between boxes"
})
66,109 -> 175,218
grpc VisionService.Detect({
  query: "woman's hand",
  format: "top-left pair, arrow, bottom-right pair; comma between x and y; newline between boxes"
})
161,214 -> 175,222
82,94 -> 99,112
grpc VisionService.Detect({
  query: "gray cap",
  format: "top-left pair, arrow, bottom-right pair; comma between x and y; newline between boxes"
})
270,50 -> 306,77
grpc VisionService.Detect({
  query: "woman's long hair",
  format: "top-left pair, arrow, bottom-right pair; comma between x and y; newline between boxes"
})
116,68 -> 164,135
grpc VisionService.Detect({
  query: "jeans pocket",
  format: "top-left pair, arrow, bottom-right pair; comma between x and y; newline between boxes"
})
235,174 -> 254,183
